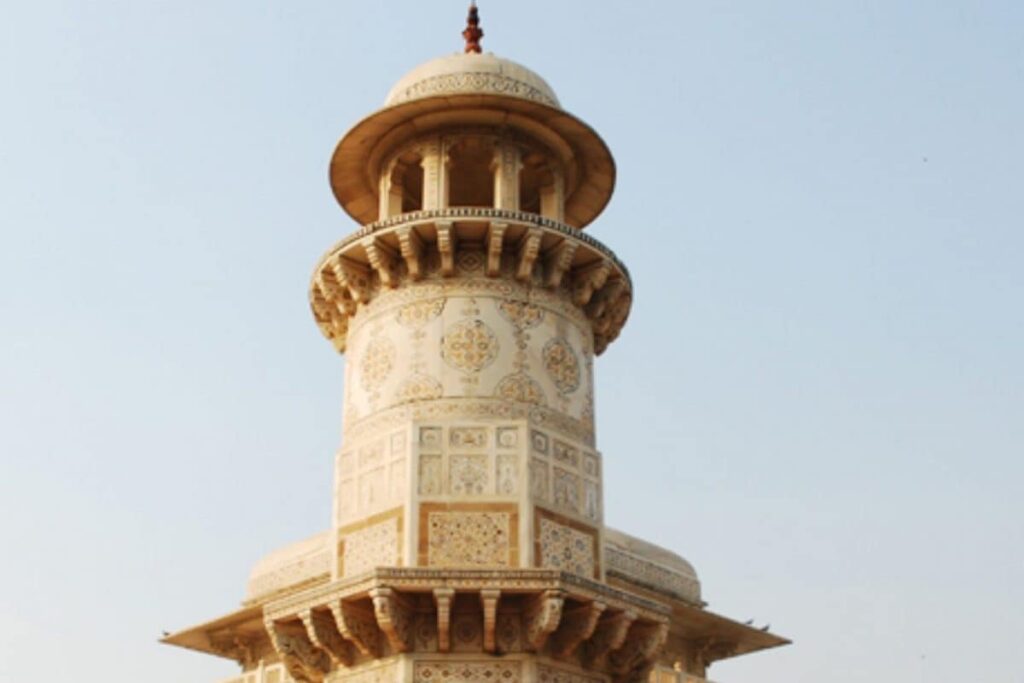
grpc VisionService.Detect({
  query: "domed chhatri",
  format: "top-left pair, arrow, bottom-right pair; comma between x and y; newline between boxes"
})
329,49 -> 614,229
163,6 -> 788,683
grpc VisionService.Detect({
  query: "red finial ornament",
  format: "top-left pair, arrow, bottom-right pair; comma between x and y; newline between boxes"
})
463,2 -> 483,53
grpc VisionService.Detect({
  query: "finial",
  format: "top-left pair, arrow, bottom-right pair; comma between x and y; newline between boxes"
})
462,1 -> 483,54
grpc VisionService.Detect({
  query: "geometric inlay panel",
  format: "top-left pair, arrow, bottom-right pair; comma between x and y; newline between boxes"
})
537,516 -> 596,579
426,511 -> 510,567
413,661 -> 522,683
419,503 -> 519,569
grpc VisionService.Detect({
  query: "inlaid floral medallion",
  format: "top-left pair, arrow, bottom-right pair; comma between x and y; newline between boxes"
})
542,337 -> 581,394
494,373 -> 546,406
360,335 -> 396,391
441,319 -> 499,373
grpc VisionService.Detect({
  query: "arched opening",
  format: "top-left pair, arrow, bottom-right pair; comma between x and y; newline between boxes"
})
519,150 -> 554,215
447,136 -> 495,208
389,149 -> 424,215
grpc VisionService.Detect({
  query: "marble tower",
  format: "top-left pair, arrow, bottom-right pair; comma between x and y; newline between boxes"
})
164,7 -> 788,683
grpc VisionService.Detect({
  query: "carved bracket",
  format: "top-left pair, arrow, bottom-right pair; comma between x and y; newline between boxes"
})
436,220 -> 456,276
525,589 -> 565,652
609,621 -> 669,681
516,227 -> 543,281
395,225 -> 424,280
265,619 -> 330,683
208,633 -> 257,668
480,589 -> 502,653
433,587 -> 455,653
330,600 -> 381,657
329,256 -> 372,304
370,587 -> 414,653
545,239 -> 578,288
550,600 -> 606,659
362,238 -> 399,288
300,608 -> 355,667
573,259 -> 612,306
486,222 -> 508,277
582,609 -> 637,669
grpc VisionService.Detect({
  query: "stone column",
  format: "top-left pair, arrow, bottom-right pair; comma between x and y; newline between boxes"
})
540,167 -> 565,222
492,139 -> 522,211
420,136 -> 448,211
378,158 -> 405,220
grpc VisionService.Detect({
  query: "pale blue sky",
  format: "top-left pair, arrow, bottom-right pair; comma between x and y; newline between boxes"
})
1,2 -> 1022,682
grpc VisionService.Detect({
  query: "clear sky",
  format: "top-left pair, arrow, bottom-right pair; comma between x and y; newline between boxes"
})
1,1 -> 1022,682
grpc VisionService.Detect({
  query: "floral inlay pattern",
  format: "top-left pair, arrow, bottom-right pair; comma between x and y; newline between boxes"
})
441,319 -> 499,373
395,298 -> 446,328
498,300 -> 545,329
360,336 -> 397,391
450,454 -> 488,495
396,373 -> 443,403
427,511 -> 510,567
494,373 -> 546,406
450,427 -> 487,449
542,337 -> 581,394
418,454 -> 443,495
495,454 -> 518,495
537,517 -> 595,578
553,467 -> 581,513
529,458 -> 549,501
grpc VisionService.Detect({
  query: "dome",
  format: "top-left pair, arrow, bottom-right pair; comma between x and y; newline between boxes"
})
384,52 -> 561,109
604,527 -> 702,604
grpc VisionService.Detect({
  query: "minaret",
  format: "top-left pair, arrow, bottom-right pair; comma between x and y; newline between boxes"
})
164,7 -> 788,683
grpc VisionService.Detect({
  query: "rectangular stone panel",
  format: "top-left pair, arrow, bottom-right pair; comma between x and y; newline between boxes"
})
450,453 -> 488,495
418,453 -> 443,495
553,439 -> 579,467
534,507 -> 600,580
531,429 -> 549,455
358,439 -> 386,468
529,458 -> 549,502
419,426 -> 443,450
496,453 -> 518,495
553,466 -> 581,513
413,661 -> 522,683
496,426 -> 519,449
419,502 -> 518,568
450,425 -> 488,449
390,430 -> 407,455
